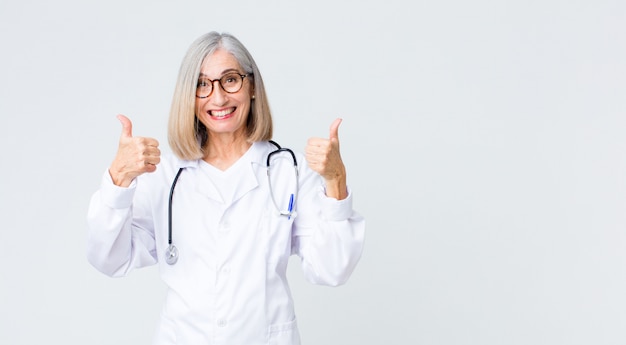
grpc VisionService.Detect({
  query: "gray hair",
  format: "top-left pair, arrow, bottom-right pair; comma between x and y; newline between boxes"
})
168,32 -> 273,160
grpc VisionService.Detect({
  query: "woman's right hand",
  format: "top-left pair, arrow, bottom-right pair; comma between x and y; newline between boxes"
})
108,114 -> 161,187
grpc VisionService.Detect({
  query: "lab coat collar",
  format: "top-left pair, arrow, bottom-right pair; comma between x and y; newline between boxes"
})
182,142 -> 270,204
173,159 -> 199,170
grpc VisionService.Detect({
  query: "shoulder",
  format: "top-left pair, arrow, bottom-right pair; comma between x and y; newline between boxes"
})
140,153 -> 200,186
250,141 -> 286,164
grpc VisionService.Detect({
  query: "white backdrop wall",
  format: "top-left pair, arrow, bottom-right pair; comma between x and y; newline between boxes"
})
1,1 -> 625,344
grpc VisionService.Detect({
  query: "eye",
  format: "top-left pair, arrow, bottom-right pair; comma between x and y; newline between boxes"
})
222,74 -> 238,85
197,80 -> 209,87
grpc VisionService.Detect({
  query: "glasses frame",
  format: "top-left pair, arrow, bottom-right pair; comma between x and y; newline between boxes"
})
195,73 -> 249,99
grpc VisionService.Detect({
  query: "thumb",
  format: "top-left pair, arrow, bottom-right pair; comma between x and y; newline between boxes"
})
117,114 -> 133,139
329,118 -> 342,141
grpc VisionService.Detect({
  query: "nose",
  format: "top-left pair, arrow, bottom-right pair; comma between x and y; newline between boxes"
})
210,81 -> 228,105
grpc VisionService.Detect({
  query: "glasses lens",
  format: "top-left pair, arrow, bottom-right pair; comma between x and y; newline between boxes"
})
196,78 -> 212,98
220,74 -> 243,93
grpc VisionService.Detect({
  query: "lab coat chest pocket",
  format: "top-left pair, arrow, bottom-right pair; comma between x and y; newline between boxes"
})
263,207 -> 295,264
268,318 -> 300,345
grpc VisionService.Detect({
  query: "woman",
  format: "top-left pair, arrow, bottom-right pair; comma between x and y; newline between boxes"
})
87,31 -> 365,345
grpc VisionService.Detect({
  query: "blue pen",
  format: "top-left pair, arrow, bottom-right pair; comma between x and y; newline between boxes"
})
287,194 -> 294,219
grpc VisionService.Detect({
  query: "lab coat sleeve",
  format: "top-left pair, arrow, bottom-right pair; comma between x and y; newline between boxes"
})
86,171 -> 158,277
292,167 -> 365,287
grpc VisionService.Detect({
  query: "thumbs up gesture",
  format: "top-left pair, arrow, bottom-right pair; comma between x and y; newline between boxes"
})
109,114 -> 161,187
305,118 -> 347,200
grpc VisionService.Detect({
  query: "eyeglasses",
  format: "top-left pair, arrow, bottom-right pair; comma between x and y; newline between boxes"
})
196,73 -> 249,98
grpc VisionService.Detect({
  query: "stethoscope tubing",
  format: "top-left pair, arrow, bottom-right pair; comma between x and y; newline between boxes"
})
165,141 -> 297,265
168,167 -> 185,246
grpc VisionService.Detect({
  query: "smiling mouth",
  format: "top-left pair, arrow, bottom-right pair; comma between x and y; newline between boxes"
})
209,107 -> 236,118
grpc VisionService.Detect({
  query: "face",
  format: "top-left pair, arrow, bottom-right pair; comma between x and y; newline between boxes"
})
195,49 -> 253,140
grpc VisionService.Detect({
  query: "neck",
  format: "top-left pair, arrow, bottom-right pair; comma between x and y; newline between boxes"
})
203,134 -> 252,171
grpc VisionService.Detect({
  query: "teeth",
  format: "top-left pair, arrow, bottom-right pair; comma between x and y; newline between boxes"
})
211,108 -> 234,117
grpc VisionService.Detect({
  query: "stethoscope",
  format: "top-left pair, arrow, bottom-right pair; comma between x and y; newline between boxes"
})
165,140 -> 298,265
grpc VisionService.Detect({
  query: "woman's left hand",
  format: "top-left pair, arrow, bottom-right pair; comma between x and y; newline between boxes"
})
305,118 -> 348,200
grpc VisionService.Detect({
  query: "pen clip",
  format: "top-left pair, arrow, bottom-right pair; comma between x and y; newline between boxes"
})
287,193 -> 294,220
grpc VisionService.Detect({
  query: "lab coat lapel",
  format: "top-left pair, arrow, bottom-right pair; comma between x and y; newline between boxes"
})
194,171 -> 224,203
230,142 -> 266,204
171,158 -> 224,203
231,163 -> 259,204
192,142 -> 265,204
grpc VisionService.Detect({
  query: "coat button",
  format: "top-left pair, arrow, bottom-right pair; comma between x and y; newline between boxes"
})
217,319 -> 228,327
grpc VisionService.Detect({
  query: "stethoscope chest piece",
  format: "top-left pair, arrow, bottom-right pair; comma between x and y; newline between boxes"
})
165,244 -> 179,265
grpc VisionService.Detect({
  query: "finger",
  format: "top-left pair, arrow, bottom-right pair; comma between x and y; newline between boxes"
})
141,137 -> 160,148
117,114 -> 133,139
144,156 -> 161,167
306,137 -> 328,149
139,143 -> 160,156
329,118 -> 342,141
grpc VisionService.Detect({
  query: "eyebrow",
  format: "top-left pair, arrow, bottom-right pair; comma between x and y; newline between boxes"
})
198,68 -> 241,78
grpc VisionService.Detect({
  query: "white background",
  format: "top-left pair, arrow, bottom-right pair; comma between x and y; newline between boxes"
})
1,0 -> 626,344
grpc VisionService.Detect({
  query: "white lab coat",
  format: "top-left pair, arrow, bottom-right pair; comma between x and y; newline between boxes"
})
86,141 -> 365,345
